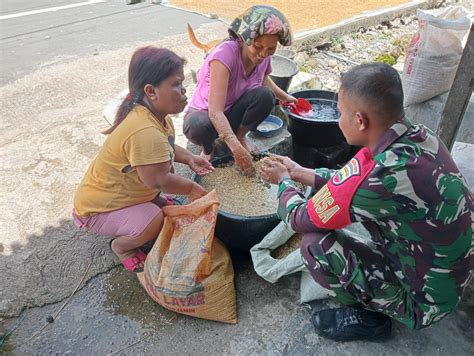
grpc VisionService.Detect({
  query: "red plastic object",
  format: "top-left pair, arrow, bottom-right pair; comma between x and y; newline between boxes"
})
280,98 -> 313,117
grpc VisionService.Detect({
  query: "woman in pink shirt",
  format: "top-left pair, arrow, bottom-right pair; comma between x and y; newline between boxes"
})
184,6 -> 296,174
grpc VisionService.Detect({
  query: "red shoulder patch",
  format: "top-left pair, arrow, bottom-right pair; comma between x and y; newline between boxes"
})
306,147 -> 375,229
332,156 -> 361,185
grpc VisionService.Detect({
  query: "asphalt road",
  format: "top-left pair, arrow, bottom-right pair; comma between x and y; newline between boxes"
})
0,0 -> 216,85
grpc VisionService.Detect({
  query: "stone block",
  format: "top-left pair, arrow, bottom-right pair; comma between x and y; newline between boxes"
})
248,127 -> 293,156
186,128 -> 293,159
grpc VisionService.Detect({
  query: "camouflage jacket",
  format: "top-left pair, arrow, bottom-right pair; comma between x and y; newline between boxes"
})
278,118 -> 473,327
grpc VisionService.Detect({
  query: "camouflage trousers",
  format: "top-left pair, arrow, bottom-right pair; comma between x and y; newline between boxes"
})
301,229 -> 422,329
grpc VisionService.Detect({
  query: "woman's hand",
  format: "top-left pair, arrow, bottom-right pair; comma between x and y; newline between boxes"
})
189,154 -> 214,176
152,193 -> 176,208
224,133 -> 254,175
232,143 -> 255,175
283,94 -> 297,104
260,158 -> 291,185
189,183 -> 208,201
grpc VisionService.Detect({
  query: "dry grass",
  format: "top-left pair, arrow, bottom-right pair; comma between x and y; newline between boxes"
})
170,0 -> 409,33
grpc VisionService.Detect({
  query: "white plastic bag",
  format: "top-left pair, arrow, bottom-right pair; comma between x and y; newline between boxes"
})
103,88 -> 128,124
402,6 -> 471,106
250,222 -> 329,303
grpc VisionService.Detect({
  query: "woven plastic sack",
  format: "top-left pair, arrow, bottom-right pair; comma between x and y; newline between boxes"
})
250,221 -> 329,303
137,190 -> 237,324
402,6 -> 471,106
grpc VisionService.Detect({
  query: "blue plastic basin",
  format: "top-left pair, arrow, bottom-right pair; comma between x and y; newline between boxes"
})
256,115 -> 284,137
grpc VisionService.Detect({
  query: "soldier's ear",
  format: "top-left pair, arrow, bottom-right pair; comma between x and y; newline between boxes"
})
355,111 -> 368,131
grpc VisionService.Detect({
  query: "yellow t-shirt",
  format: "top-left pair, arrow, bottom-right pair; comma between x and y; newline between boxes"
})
74,105 -> 175,217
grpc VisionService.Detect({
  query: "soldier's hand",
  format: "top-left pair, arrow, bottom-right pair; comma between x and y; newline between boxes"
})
268,155 -> 301,180
261,159 -> 290,185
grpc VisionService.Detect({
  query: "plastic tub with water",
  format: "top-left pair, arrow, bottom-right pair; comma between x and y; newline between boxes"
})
285,89 -> 346,148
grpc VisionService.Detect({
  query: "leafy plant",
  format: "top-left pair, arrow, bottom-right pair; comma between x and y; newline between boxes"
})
374,53 -> 397,65
299,65 -> 309,73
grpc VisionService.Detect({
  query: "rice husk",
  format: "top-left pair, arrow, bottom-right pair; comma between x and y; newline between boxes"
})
271,233 -> 304,259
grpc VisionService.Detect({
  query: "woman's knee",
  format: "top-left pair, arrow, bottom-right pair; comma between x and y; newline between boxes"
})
184,111 -> 211,139
250,86 -> 276,109
183,111 -> 217,150
134,212 -> 164,245
238,87 -> 276,129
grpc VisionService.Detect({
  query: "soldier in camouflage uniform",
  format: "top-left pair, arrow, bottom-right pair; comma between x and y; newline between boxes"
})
261,63 -> 472,341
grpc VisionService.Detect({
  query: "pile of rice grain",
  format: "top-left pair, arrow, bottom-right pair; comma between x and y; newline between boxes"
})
199,161 -> 279,216
271,233 -> 304,259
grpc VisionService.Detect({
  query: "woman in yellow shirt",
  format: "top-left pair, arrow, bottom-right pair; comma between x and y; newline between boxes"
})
73,46 -> 213,273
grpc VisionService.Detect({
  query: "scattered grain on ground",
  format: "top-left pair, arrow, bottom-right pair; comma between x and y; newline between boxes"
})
170,0 -> 409,32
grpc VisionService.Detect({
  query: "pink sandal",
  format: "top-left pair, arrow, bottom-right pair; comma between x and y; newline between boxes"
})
121,250 -> 147,273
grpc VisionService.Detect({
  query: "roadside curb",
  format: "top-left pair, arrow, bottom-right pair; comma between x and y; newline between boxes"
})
160,1 -> 228,26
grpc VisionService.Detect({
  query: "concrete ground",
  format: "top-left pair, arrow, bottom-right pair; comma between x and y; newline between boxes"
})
2,251 -> 473,355
2,115 -> 473,355
1,1 -> 473,354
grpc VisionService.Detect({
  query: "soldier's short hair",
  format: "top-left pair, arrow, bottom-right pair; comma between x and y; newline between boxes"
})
340,63 -> 404,121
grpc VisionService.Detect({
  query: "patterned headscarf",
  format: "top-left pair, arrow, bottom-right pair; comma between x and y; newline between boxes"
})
228,5 -> 293,47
